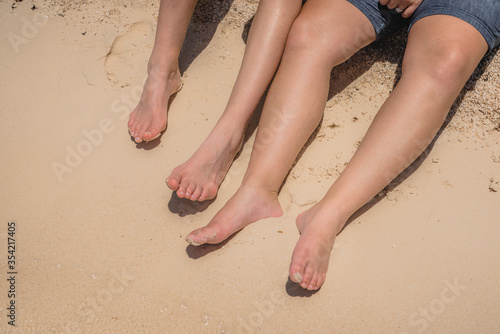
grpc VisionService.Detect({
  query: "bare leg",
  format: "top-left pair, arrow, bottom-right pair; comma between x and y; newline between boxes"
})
166,0 -> 303,201
289,15 -> 489,290
128,0 -> 197,143
185,0 -> 376,245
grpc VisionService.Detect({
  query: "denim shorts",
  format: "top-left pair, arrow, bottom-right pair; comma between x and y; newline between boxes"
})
346,0 -> 500,50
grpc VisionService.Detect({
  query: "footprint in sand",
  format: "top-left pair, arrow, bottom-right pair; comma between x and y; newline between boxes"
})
104,21 -> 154,87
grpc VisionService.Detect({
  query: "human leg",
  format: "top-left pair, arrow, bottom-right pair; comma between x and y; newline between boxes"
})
289,15 -> 489,290
128,0 -> 197,143
185,0 -> 376,245
166,0 -> 304,201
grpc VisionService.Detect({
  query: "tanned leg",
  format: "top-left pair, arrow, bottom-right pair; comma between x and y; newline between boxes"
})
166,0 -> 303,201
185,0 -> 376,250
128,0 -> 197,143
289,15 -> 488,290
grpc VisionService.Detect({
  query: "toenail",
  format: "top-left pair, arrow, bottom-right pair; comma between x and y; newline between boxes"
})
293,272 -> 303,283
186,236 -> 202,246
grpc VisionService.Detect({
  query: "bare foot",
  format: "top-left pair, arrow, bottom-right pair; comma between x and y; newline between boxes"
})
128,69 -> 182,143
166,123 -> 243,201
185,185 -> 283,246
289,202 -> 347,290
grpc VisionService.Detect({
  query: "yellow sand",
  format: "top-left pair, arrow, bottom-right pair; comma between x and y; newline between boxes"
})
1,1 -> 499,333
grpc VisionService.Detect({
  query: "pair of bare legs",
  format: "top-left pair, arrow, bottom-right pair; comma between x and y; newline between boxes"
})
184,0 -> 488,290
128,0 -> 303,200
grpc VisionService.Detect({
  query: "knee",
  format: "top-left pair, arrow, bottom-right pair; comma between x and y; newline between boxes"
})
419,43 -> 473,88
284,17 -> 321,55
284,16 -> 368,66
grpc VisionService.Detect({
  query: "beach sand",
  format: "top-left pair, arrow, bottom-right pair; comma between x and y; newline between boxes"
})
1,0 -> 499,333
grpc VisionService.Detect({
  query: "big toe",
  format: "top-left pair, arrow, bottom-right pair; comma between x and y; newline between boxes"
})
289,243 -> 315,288
142,127 -> 163,142
142,130 -> 156,142
290,271 -> 303,284
290,248 -> 328,290
166,176 -> 181,191
289,261 -> 305,284
186,227 -> 217,246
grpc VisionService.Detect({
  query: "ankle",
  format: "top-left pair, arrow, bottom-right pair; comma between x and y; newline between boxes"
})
143,65 -> 181,98
314,199 -> 351,233
219,105 -> 254,132
239,180 -> 279,198
147,59 -> 180,82
209,120 -> 245,150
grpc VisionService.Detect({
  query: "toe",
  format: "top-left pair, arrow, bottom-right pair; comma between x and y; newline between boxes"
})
165,177 -> 180,191
166,169 -> 182,191
142,127 -> 162,142
184,184 -> 197,199
190,186 -> 203,201
185,228 -> 204,245
186,227 -> 217,246
289,254 -> 305,284
317,273 -> 326,290
132,124 -> 143,143
307,272 -> 319,291
200,183 -> 217,201
300,263 -> 314,289
291,271 -> 303,284
177,182 -> 189,198
289,263 -> 304,284
136,126 -> 147,143
142,130 -> 154,142
128,121 -> 136,138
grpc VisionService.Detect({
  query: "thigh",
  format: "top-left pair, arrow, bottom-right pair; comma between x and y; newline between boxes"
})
402,15 -> 488,90
290,0 -> 377,60
411,0 -> 500,50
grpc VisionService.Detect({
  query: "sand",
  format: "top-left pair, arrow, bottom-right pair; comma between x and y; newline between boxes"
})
1,0 -> 499,333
